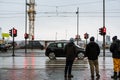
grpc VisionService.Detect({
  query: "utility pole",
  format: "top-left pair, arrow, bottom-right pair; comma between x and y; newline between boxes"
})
28,0 -> 36,41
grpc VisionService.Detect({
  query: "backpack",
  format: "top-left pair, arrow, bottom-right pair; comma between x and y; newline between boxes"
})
116,39 -> 120,52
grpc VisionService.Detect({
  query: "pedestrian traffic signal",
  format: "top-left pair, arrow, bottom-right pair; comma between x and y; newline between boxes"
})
13,28 -> 17,37
9,29 -> 12,37
24,33 -> 29,39
84,33 -> 89,39
75,34 -> 80,40
32,35 -> 34,40
99,27 -> 106,36
102,27 -> 106,35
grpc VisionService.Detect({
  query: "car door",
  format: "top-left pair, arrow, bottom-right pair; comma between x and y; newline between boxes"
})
54,43 -> 64,57
63,42 -> 67,56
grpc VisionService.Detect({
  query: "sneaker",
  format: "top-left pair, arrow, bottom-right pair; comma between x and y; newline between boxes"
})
68,74 -> 73,78
91,75 -> 94,78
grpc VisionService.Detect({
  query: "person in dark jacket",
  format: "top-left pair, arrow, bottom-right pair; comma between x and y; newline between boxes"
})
110,36 -> 120,79
85,36 -> 100,79
64,38 -> 77,78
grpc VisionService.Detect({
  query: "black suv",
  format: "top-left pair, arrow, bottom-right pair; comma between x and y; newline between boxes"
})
45,42 -> 85,60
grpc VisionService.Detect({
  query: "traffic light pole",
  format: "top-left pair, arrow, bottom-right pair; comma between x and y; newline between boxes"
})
76,7 -> 79,45
103,0 -> 105,58
25,0 -> 28,54
103,35 -> 105,57
12,28 -> 15,57
9,27 -> 17,57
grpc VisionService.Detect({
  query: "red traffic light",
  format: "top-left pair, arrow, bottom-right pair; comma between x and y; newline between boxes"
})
75,34 -> 80,40
13,28 -> 17,37
99,27 -> 106,36
24,33 -> 29,39
84,33 -> 89,39
32,35 -> 34,40
102,27 -> 106,35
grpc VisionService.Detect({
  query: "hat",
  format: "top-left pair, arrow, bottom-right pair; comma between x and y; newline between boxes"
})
112,36 -> 117,41
69,38 -> 74,43
90,36 -> 94,41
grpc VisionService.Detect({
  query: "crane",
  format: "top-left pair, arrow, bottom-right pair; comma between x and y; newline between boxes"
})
27,0 -> 36,40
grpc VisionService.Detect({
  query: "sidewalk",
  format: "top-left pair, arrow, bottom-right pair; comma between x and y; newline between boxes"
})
0,56 -> 115,80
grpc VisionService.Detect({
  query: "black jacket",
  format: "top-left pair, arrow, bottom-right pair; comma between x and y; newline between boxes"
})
85,41 -> 100,60
110,40 -> 120,58
64,42 -> 76,60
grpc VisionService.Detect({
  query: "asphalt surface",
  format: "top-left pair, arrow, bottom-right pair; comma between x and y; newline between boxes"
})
0,49 -> 118,80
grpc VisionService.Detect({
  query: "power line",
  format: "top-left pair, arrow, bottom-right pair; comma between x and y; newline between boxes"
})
1,11 -> 120,15
1,15 -> 120,19
0,1 -> 23,4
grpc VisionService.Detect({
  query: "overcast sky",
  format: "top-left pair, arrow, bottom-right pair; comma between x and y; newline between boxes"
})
0,0 -> 120,41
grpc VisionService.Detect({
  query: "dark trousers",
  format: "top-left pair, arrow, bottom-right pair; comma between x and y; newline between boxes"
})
64,60 -> 74,75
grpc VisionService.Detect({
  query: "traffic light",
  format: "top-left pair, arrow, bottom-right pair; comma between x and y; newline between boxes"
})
9,29 -> 12,37
24,33 -> 29,39
13,28 -> 17,37
75,34 -> 80,40
102,27 -> 106,35
84,33 -> 89,39
99,28 -> 103,35
32,35 -> 34,40
99,27 -> 106,36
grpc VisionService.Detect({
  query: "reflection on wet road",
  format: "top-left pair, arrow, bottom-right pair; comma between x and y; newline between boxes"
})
0,57 -> 89,69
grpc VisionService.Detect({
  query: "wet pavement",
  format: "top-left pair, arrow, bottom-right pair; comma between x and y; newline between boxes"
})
0,51 -> 118,80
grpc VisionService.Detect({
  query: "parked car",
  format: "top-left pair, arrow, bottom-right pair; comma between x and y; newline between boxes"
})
20,41 -> 44,50
7,41 -> 17,49
0,44 -> 8,52
45,41 -> 85,60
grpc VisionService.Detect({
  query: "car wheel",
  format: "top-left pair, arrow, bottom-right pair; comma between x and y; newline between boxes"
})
77,52 -> 84,60
48,52 -> 56,60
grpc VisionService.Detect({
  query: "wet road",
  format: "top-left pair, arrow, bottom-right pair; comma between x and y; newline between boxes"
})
0,49 -> 117,80
0,58 -> 115,80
